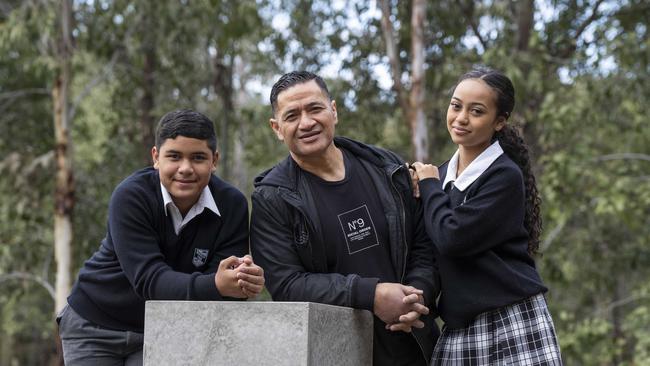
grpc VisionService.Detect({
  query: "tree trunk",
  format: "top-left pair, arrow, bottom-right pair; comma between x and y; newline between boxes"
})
410,0 -> 428,161
379,0 -> 409,115
52,2 -> 74,365
232,58 -> 248,192
139,6 -> 156,165
213,51 -> 234,181
380,0 -> 429,161
140,45 -> 155,165
53,0 -> 74,316
512,0 -> 541,164
515,0 -> 534,52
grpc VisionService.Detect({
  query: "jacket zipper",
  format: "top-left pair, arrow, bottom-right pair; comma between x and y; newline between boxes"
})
389,165 -> 408,282
390,165 -> 427,363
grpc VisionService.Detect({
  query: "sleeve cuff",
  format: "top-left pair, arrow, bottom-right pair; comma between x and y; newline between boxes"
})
193,273 -> 223,300
352,277 -> 379,311
419,177 -> 442,193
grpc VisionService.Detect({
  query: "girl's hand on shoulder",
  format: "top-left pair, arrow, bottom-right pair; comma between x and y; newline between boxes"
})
406,163 -> 420,198
411,162 -> 439,181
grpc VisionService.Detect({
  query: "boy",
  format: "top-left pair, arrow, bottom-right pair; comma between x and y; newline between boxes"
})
58,109 -> 264,365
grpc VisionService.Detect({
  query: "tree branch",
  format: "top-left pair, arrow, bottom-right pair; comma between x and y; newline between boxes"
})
540,219 -> 566,252
593,153 -> 650,163
0,271 -> 56,301
68,50 -> 121,122
573,0 -> 606,41
556,0 -> 606,59
460,1 -> 487,51
0,88 -> 50,100
595,293 -> 650,316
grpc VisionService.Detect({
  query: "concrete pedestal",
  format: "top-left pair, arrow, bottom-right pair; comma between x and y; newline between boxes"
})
143,301 -> 373,366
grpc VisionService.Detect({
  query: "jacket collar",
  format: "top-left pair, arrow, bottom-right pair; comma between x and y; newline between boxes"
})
253,136 -> 404,190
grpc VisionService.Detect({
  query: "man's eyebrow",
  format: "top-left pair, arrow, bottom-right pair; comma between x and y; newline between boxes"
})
305,101 -> 326,108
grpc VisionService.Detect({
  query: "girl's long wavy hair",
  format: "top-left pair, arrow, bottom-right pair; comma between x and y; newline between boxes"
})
456,68 -> 542,256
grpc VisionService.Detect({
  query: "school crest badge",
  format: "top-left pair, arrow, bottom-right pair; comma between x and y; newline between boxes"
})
192,248 -> 209,267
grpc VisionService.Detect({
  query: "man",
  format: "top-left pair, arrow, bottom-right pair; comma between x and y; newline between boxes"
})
250,71 -> 439,365
58,109 -> 265,365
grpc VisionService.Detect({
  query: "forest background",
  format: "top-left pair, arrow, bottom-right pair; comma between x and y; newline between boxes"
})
0,0 -> 648,365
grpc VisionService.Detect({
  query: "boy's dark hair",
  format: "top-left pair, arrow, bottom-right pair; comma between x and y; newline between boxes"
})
155,109 -> 217,153
269,71 -> 331,115
454,67 -> 542,256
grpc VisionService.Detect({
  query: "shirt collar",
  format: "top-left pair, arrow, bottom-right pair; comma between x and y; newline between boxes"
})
442,140 -> 503,192
160,183 -> 220,217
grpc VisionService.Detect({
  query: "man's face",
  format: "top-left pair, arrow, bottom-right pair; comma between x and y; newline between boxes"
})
270,80 -> 338,160
151,136 -> 218,214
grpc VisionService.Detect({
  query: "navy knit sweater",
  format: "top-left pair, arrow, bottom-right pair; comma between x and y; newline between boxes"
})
67,167 -> 249,332
418,154 -> 546,329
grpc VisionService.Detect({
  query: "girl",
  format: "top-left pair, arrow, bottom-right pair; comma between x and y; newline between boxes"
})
411,68 -> 562,365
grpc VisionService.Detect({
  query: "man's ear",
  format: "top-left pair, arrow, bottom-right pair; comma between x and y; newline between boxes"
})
269,118 -> 284,141
331,100 -> 338,125
151,146 -> 159,169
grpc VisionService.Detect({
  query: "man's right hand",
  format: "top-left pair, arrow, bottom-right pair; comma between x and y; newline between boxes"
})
373,283 -> 429,329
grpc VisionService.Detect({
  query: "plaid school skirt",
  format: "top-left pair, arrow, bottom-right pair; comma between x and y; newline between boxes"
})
432,294 -> 562,365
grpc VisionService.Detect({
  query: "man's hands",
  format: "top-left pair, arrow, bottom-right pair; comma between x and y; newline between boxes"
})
215,255 -> 265,299
373,283 -> 429,333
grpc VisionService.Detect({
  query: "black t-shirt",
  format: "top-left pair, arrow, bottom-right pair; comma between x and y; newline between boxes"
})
303,149 -> 395,281
303,149 -> 425,366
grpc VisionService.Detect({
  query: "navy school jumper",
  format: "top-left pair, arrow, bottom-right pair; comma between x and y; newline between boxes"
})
67,167 -> 249,332
418,154 -> 547,329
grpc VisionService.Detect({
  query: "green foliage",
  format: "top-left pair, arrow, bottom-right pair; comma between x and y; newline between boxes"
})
1,0 -> 648,364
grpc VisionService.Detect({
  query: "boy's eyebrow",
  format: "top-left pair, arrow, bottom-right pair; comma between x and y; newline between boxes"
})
163,149 -> 209,155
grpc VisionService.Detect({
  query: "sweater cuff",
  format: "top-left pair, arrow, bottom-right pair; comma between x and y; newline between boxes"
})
419,177 -> 442,194
352,277 -> 379,311
193,273 -> 223,300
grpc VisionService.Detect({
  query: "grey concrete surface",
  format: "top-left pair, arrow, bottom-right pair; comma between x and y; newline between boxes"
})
143,301 -> 373,366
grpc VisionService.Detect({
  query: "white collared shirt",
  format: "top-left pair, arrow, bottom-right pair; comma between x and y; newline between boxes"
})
442,141 -> 504,192
160,183 -> 221,235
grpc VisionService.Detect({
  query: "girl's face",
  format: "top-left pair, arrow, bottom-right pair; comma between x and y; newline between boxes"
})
446,78 -> 505,152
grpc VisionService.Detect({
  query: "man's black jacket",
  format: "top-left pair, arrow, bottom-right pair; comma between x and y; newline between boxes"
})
250,136 -> 440,361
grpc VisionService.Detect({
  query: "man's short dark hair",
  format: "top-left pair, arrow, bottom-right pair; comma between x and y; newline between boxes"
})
155,109 -> 217,153
269,71 -> 331,115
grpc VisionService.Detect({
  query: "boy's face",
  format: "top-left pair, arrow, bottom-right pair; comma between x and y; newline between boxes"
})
151,136 -> 218,214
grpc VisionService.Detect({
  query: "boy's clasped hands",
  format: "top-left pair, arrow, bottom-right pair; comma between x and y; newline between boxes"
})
215,255 -> 265,299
